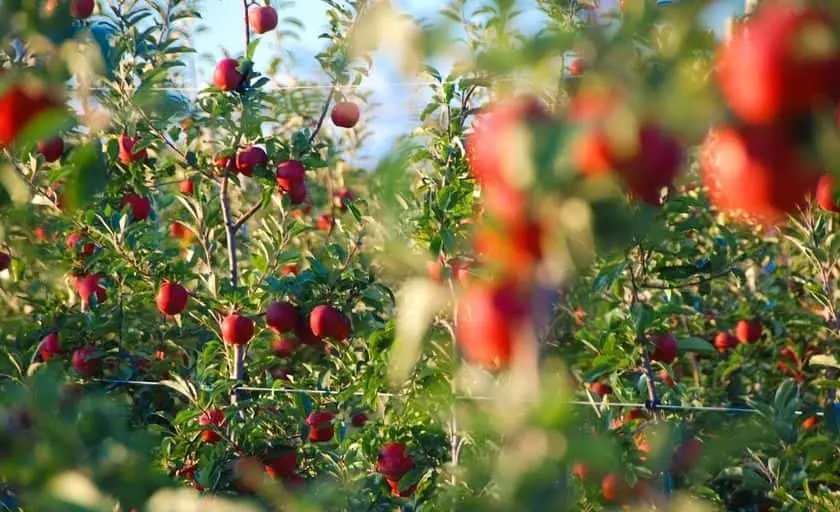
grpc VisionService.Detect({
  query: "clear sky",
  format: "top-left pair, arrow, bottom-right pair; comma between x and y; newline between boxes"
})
188,0 -> 747,167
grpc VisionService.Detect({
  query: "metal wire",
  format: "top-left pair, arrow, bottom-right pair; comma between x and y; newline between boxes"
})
93,378 -> 827,416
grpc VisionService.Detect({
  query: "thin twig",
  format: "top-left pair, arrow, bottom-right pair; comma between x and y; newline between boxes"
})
309,85 -> 336,144
232,200 -> 263,231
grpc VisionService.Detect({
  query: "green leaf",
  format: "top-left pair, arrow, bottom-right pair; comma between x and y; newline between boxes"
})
630,303 -> 654,334
677,337 -> 716,354
63,142 -> 107,211
809,354 -> 840,369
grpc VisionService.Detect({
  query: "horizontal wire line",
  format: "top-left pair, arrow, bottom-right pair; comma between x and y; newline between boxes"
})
92,378 -> 826,416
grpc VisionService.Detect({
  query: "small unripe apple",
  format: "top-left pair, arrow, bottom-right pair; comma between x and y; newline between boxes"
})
235,146 -> 267,177
120,193 -> 152,222
714,331 -> 739,353
735,319 -> 763,343
272,337 -> 296,358
222,313 -> 255,345
248,5 -> 278,34
275,160 -> 306,191
118,134 -> 147,164
40,332 -> 61,362
265,301 -> 298,333
0,85 -> 59,147
332,187 -> 354,211
37,137 -> 64,162
66,232 -> 94,257
213,58 -> 243,91
331,102 -> 360,128
72,347 -> 98,376
305,411 -> 335,442
70,0 -> 95,19
179,178 -> 194,195
650,333 -> 678,364
156,282 -> 189,316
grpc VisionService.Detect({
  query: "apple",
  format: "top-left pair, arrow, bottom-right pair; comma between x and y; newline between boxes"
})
70,0 -> 95,18
377,442 -> 414,481
214,151 -> 234,173
351,412 -> 368,427
716,2 -> 840,124
292,204 -> 312,219
272,337 -> 296,358
266,301 -> 299,333
222,313 -> 255,345
275,160 -> 306,191
198,408 -> 225,444
816,175 -> 840,212
170,222 -> 193,242
316,213 -> 334,232
156,282 -> 189,316
601,473 -> 628,502
120,193 -> 152,222
40,332 -> 60,362
659,368 -> 676,388
473,218 -> 543,278
37,137 -> 64,162
248,5 -> 278,34
427,259 -> 443,283
76,274 -> 107,305
624,408 -> 648,423
671,437 -> 702,474
802,415 -> 820,430
590,382 -> 612,397
35,227 -> 48,242
448,257 -> 472,285
700,124 -> 821,223
0,84 -> 59,147
310,305 -> 351,341
287,180 -> 308,205
66,232 -> 94,257
569,57 -> 586,77
213,58 -> 243,91
455,281 -> 530,370
235,146 -> 267,177
386,478 -> 417,498
295,315 -> 322,346
282,263 -> 299,276
332,187 -> 354,211
331,102 -> 360,128
72,347 -> 98,376
572,462 -> 588,480
649,333 -> 678,364
179,178 -> 194,195
305,411 -> 335,442
263,451 -> 296,479
118,134 -> 147,164
714,331 -> 739,353
735,319 -> 763,343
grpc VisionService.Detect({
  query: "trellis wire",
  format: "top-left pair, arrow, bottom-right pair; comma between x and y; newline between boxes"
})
93,378 -> 825,417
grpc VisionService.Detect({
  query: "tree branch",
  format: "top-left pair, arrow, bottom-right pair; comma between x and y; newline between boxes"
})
309,85 -> 336,144
233,200 -> 262,232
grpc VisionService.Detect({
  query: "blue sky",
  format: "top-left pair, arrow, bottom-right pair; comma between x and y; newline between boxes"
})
188,0 -> 747,166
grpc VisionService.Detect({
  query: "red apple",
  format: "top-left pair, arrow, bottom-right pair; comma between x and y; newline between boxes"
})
266,301 -> 298,333
263,451 -> 296,479
248,5 -> 278,34
331,102 -> 360,128
332,187 -> 354,211
156,282 -> 189,316
569,57 -> 586,77
40,332 -> 61,362
716,2 -> 840,125
37,137 -> 64,162
272,337 -> 296,358
275,160 -> 306,191
170,221 -> 194,242
120,193 -> 152,222
305,411 -> 335,442
309,305 -> 350,341
0,84 -> 59,147
282,263 -> 299,276
671,437 -> 702,474
802,415 -> 820,430
235,146 -> 267,177
287,180 -> 308,205
386,477 -> 417,498
295,315 -> 322,346
650,333 -> 678,364
659,368 -> 676,388
214,151 -> 234,173
72,347 -> 98,376
351,412 -> 368,427
213,58 -> 243,91
222,313 -> 255,345
70,0 -> 95,18
816,175 -> 840,212
601,473 -> 628,502
377,442 -> 415,481
700,124 -> 822,224
455,281 -> 530,370
76,274 -> 107,305
179,178 -> 194,195
118,134 -> 147,164
316,213 -> 334,232
0,252 -> 9,272
66,232 -> 94,257
714,331 -> 739,353
590,382 -> 613,397
572,462 -> 588,480
735,319 -> 763,344
198,408 -> 225,444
